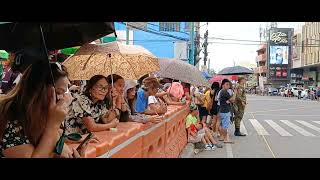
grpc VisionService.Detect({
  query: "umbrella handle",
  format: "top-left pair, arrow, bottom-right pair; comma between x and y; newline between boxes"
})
39,25 -> 56,90
108,53 -> 115,109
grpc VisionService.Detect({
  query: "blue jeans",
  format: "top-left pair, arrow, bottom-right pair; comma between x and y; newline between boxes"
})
220,112 -> 231,129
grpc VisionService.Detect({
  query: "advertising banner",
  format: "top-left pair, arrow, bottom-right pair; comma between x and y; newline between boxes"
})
267,28 -> 293,81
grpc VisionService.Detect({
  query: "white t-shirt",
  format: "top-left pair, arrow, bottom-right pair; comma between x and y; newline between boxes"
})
148,96 -> 158,105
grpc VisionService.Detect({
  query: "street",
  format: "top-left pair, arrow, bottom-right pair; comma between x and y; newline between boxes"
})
192,94 -> 320,158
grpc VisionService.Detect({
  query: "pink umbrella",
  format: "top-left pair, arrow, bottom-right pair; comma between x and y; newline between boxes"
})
209,75 -> 238,83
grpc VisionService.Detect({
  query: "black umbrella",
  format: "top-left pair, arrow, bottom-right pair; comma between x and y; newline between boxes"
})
0,22 -> 116,155
217,66 -> 253,75
0,22 -> 116,52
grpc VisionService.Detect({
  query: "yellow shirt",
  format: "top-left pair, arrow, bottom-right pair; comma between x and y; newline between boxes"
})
203,90 -> 211,108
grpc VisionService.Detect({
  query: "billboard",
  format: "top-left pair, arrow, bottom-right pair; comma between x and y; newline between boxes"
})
269,46 -> 289,65
267,28 -> 293,81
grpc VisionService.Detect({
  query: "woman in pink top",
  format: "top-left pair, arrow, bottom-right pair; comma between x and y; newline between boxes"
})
167,81 -> 184,102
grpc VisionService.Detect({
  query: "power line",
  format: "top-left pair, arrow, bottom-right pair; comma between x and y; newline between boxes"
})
205,36 -> 265,43
146,22 -> 190,35
117,39 -> 182,42
207,41 -> 320,47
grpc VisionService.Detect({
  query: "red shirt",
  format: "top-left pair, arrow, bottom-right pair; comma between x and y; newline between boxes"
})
189,124 -> 198,133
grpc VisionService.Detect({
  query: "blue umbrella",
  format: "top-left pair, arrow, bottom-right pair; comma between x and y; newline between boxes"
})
202,71 -> 212,79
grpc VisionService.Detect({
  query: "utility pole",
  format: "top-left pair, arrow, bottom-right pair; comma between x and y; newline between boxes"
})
126,22 -> 129,45
203,29 -> 208,67
189,22 -> 195,65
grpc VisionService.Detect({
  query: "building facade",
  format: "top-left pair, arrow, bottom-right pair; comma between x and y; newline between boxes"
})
113,22 -> 198,64
291,22 -> 320,88
254,43 -> 268,89
254,28 -> 294,89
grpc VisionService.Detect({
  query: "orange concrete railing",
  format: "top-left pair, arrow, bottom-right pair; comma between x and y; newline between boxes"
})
66,104 -> 190,158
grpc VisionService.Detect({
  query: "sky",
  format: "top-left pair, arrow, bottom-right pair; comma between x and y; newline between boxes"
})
199,22 -> 304,72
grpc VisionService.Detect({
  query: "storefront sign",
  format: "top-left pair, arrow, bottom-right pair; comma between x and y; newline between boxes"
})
270,31 -> 288,44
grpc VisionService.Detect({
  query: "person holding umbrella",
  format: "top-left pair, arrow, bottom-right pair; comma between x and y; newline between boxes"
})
65,75 -> 120,135
0,60 -> 90,158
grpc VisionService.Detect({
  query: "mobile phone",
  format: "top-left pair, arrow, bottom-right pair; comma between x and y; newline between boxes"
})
76,132 -> 93,153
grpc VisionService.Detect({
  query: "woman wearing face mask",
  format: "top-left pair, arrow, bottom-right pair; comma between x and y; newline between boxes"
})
65,75 -> 119,135
124,80 -> 161,124
0,59 -> 82,158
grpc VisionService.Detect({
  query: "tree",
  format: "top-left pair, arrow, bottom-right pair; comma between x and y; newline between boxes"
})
208,69 -> 216,76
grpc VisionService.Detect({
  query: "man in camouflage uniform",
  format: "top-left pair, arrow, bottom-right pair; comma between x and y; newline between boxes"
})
233,77 -> 247,136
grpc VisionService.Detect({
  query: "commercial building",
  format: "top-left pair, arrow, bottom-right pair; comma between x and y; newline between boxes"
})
112,22 -> 200,65
254,28 -> 294,88
254,43 -> 268,89
290,22 -> 320,88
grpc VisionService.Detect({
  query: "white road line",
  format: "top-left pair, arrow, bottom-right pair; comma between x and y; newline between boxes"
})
280,120 -> 315,137
264,120 -> 293,136
313,121 -> 320,125
249,119 -> 270,135
254,114 -> 320,117
240,121 -> 248,135
296,120 -> 320,133
225,144 -> 233,158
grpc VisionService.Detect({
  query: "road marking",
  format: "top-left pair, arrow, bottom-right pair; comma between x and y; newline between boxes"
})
250,113 -> 276,158
254,114 -> 320,117
280,120 -> 315,137
313,121 -> 320,125
248,106 -> 306,114
296,120 -> 320,133
264,120 -> 293,136
226,144 -> 233,158
249,119 -> 270,135
240,121 -> 248,135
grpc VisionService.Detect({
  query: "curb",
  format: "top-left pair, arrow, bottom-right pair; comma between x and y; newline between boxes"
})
179,143 -> 194,158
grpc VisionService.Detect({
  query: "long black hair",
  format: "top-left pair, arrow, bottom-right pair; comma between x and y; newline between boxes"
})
211,82 -> 220,99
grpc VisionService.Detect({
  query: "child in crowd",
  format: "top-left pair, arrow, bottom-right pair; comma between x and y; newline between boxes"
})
186,103 -> 223,151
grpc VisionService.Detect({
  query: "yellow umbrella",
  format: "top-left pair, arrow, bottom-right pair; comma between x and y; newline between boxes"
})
63,41 -> 160,80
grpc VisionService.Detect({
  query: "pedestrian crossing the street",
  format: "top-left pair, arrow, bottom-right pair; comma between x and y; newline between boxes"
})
239,119 -> 320,137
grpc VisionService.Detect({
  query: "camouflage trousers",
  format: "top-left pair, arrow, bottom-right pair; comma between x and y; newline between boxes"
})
234,105 -> 245,129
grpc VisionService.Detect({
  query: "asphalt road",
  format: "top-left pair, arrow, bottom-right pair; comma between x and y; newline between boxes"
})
191,95 -> 320,158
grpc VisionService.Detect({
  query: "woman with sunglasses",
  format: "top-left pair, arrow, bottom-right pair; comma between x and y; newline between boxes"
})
65,75 -> 119,136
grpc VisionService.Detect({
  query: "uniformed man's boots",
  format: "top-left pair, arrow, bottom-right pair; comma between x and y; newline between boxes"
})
234,128 -> 246,136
